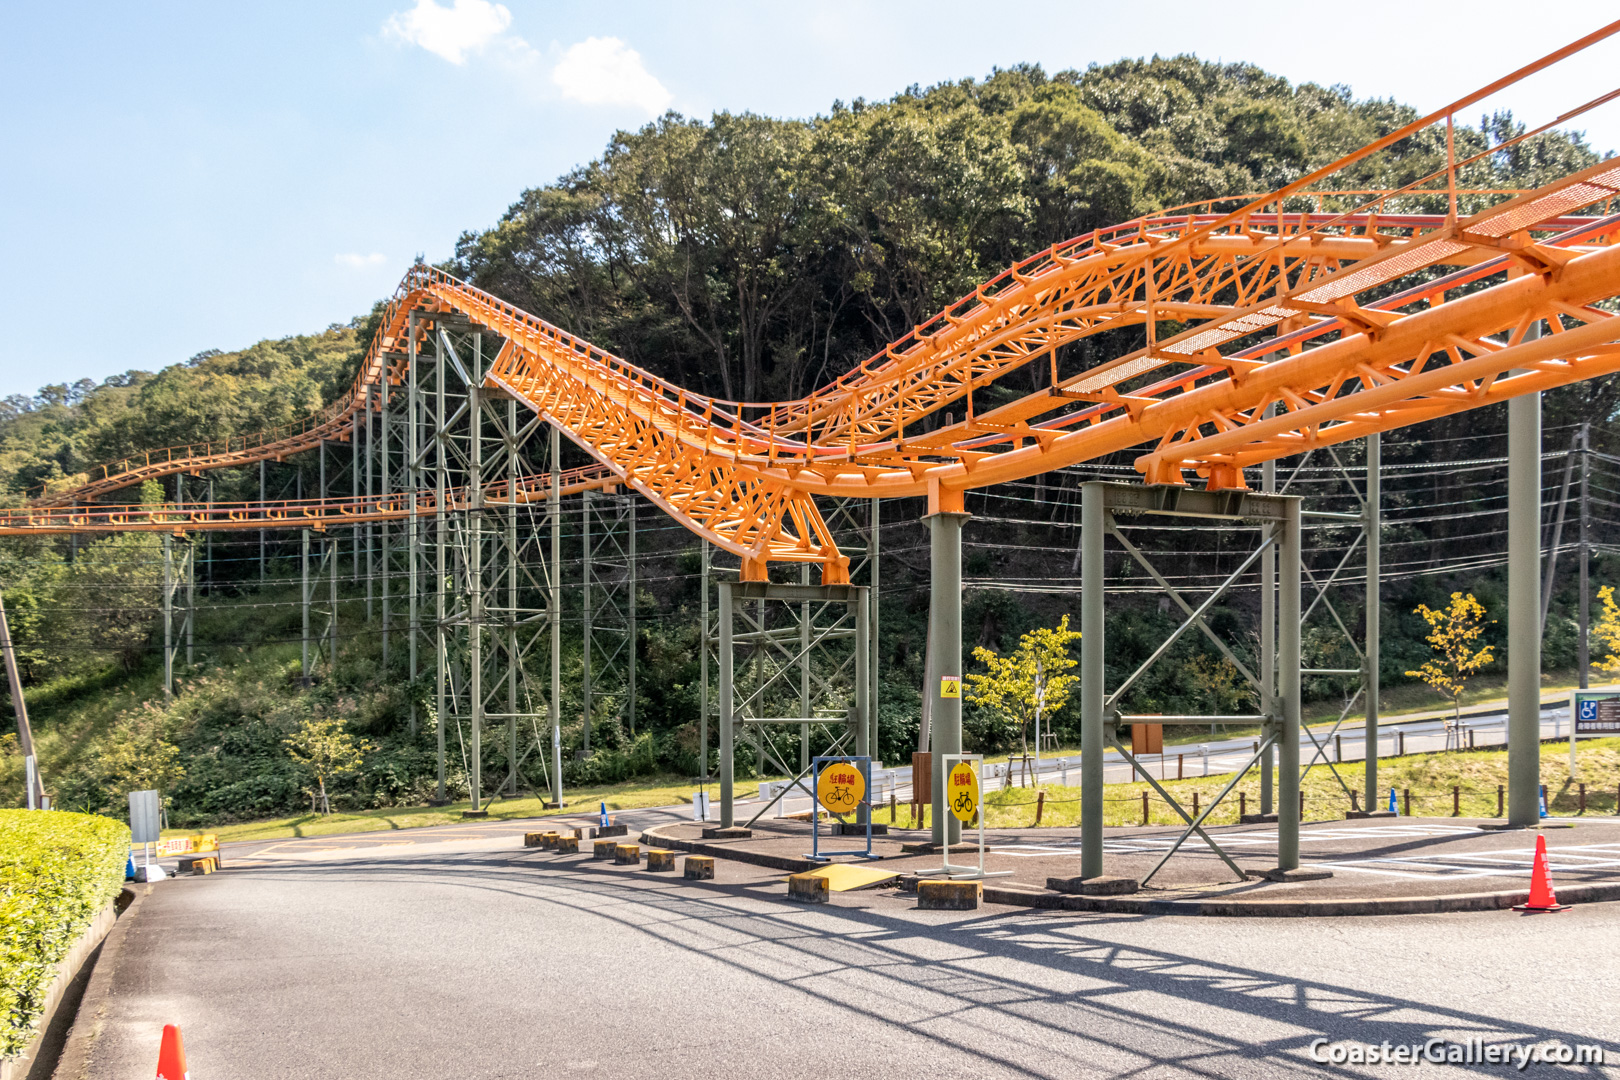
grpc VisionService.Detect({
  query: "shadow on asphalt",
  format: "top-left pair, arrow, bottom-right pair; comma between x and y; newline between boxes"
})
224,851 -> 1604,1078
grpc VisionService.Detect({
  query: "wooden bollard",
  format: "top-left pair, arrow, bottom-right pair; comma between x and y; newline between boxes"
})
555,835 -> 580,854
614,843 -> 641,865
1034,790 -> 1045,826
787,873 -> 829,903
593,838 -> 619,859
1141,790 -> 1149,826
1453,786 -> 1461,816
684,855 -> 715,880
646,849 -> 677,871
917,879 -> 981,911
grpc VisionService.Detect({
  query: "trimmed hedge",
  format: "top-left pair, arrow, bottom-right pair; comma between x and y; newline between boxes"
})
0,810 -> 130,1058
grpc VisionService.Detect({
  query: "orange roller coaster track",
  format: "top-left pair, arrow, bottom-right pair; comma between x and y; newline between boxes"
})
14,24 -> 1620,584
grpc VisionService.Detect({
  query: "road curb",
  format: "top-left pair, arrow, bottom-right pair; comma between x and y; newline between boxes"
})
641,824 -> 1620,916
639,824 -> 817,873
47,884 -> 149,1080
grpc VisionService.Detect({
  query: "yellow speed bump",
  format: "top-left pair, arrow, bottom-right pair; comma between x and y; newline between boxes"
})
795,864 -> 898,892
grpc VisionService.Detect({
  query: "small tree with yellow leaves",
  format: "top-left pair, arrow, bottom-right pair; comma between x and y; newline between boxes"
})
1590,585 -> 1620,678
1405,591 -> 1495,748
285,716 -> 373,815
966,615 -> 1082,762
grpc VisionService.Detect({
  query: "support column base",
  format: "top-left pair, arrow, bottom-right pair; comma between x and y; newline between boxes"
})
701,826 -> 751,839
1262,867 -> 1333,882
1345,810 -> 1397,819
1239,813 -> 1278,824
1047,875 -> 1139,896
461,810 -> 489,820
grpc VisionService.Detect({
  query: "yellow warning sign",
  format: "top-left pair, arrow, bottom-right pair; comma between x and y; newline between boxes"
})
816,761 -> 865,816
940,676 -> 962,699
948,761 -> 980,822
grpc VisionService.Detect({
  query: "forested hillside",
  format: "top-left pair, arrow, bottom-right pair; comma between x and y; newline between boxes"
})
2,57 -> 1615,823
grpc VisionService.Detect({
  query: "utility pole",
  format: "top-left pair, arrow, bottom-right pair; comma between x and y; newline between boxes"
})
0,595 -> 45,809
1580,422 -> 1591,689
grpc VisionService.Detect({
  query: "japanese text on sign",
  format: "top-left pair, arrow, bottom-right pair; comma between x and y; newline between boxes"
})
948,761 -> 980,823
816,761 -> 866,816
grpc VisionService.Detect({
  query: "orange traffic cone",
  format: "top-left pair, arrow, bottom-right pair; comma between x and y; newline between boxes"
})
155,1023 -> 189,1079
1513,833 -> 1569,913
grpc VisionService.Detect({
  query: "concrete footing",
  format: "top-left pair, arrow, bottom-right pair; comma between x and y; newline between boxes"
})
592,839 -> 620,859
702,826 -> 752,840
555,836 -> 580,854
787,873 -> 830,903
596,823 -> 629,837
684,856 -> 715,880
1264,867 -> 1334,882
614,844 -> 641,865
918,880 -> 981,910
646,849 -> 677,871
1046,875 -> 1139,896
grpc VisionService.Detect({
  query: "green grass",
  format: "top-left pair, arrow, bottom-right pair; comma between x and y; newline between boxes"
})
175,772 -> 766,844
878,738 -> 1620,832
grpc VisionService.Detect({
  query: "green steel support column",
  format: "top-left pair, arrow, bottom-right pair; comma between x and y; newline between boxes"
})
855,584 -> 871,825
434,332 -> 447,803
800,564 -> 810,773
468,340 -> 483,814
582,491 -> 592,754
1508,322 -> 1543,826
506,397 -> 518,796
718,580 -> 734,828
1278,498 -> 1302,871
870,498 -> 880,747
700,540 -> 710,787
365,382 -> 374,619
381,383 -> 391,667
1080,484 -> 1104,878
406,313 -> 419,736
301,529 -> 311,685
549,426 -> 562,807
628,496 -> 637,734
185,537 -> 194,668
1260,454 -> 1276,815
1365,433 -> 1381,808
927,504 -> 967,848
327,537 -> 337,670
163,534 -> 174,701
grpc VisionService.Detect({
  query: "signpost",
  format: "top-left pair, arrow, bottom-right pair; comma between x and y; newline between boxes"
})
921,754 -> 1010,881
807,756 -> 878,862
128,789 -> 161,876
1569,686 -> 1620,777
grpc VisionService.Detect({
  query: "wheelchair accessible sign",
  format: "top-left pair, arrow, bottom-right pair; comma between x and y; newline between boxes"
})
1572,688 -> 1620,735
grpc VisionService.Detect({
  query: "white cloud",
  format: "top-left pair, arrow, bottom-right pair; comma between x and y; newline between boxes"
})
335,253 -> 388,269
552,37 -> 672,116
384,0 -> 512,65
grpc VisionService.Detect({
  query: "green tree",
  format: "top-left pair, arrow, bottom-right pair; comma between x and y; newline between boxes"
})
284,716 -> 373,815
966,615 -> 1082,758
1405,592 -> 1496,747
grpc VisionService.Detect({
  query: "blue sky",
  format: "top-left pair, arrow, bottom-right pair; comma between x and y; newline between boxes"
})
5,1 -> 1618,398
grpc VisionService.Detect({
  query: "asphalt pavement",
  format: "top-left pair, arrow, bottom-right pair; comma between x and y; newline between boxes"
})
79,820 -> 1620,1079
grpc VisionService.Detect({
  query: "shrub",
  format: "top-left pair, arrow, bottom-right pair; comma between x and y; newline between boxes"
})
0,809 -> 130,1057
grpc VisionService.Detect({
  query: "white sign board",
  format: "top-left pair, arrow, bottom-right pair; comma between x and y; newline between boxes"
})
128,789 -> 162,844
